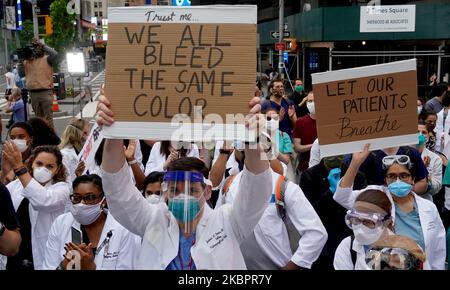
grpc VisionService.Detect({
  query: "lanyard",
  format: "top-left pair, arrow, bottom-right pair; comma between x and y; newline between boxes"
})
96,230 -> 113,257
178,239 -> 195,270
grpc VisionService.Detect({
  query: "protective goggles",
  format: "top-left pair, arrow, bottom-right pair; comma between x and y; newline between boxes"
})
382,155 -> 412,169
345,209 -> 389,230
365,247 -> 423,270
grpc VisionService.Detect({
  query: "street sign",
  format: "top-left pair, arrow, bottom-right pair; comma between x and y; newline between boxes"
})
275,42 -> 286,51
271,31 -> 290,39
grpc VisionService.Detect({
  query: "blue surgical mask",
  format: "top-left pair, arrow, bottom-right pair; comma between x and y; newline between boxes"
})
327,168 -> 341,194
417,133 -> 426,148
387,179 -> 412,198
168,195 -> 201,223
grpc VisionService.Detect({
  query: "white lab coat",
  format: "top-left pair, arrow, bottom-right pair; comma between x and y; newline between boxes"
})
333,183 -> 446,270
215,170 -> 327,269
333,236 -> 370,270
7,178 -> 71,270
144,142 -> 199,176
101,162 -> 272,269
308,138 -> 320,168
43,212 -> 141,270
434,109 -> 449,153
61,146 -> 78,183
420,147 -> 442,201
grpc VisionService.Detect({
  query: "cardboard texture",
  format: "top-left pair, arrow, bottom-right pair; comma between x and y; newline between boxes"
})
105,6 -> 256,140
312,61 -> 417,156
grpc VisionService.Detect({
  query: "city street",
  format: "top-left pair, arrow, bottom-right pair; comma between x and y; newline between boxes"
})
0,70 -> 104,140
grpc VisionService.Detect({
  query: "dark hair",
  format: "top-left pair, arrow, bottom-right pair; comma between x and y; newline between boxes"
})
167,157 -> 209,179
142,171 -> 164,194
418,108 -> 437,122
417,97 -> 425,106
269,79 -> 283,90
26,145 -> 67,183
160,141 -> 189,159
418,119 -> 427,129
442,93 -> 450,107
262,105 -> 279,114
433,83 -> 449,98
356,189 -> 392,218
27,117 -> 60,148
383,158 -> 415,181
9,122 -> 33,138
73,174 -> 104,193
94,139 -> 106,166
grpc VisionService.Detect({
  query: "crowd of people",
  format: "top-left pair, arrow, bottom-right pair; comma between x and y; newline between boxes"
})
0,73 -> 449,271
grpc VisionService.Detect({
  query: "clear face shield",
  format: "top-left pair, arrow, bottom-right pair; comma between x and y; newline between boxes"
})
162,171 -> 207,234
365,247 -> 423,270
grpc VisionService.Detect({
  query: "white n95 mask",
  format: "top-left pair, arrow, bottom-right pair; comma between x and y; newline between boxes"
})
353,224 -> 384,246
12,139 -> 28,153
33,167 -> 53,184
146,194 -> 161,204
306,102 -> 316,114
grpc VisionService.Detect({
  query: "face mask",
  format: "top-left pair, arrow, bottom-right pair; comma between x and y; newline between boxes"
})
294,85 -> 304,93
417,106 -> 422,114
70,198 -> 105,225
12,139 -> 28,153
323,156 -> 344,169
146,194 -> 161,204
417,133 -> 426,148
353,224 -> 384,245
387,179 -> 412,198
266,118 -> 279,132
33,166 -> 53,184
327,167 -> 341,194
168,194 -> 201,223
306,101 -> 315,114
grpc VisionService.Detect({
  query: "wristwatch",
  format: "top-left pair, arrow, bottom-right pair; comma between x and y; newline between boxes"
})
0,221 -> 6,237
219,149 -> 232,155
14,167 -> 28,177
127,159 -> 138,165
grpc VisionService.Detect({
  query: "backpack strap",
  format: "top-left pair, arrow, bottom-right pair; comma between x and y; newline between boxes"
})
275,175 -> 287,221
350,235 -> 357,269
221,175 -> 236,205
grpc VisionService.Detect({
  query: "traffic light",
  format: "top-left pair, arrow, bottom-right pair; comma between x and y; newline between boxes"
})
38,15 -> 53,36
45,16 -> 53,35
285,38 -> 297,52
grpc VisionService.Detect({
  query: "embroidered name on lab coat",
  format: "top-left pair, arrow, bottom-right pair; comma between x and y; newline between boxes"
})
103,251 -> 119,259
427,221 -> 436,231
206,228 -> 228,249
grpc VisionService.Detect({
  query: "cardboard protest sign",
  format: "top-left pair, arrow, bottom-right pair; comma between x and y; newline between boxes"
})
311,59 -> 418,158
104,5 -> 257,141
77,123 -> 104,174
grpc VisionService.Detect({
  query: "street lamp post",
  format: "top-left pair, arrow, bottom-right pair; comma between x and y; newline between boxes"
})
278,0 -> 284,78
30,0 -> 39,39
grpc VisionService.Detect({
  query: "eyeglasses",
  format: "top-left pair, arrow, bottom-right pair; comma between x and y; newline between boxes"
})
365,247 -> 422,270
266,116 -> 279,121
386,173 -> 412,181
70,193 -> 104,205
382,155 -> 412,169
345,209 -> 388,230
